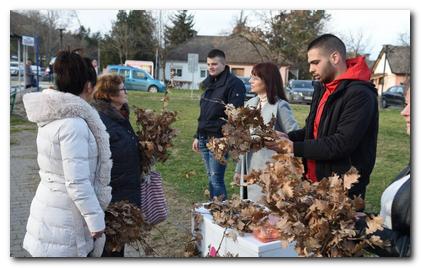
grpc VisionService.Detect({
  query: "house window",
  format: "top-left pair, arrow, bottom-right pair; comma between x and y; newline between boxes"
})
200,69 -> 207,78
170,67 -> 183,77
232,68 -> 245,77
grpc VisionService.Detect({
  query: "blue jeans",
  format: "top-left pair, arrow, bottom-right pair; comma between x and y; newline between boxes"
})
198,136 -> 227,200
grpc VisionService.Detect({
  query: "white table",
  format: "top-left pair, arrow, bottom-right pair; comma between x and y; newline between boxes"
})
193,205 -> 299,257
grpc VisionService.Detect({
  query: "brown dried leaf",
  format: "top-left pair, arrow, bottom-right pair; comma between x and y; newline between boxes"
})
344,167 -> 360,190
351,196 -> 365,211
203,189 -> 210,199
368,235 -> 384,247
366,215 -> 384,234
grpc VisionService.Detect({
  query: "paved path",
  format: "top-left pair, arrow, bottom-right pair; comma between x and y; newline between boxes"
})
10,127 -> 38,257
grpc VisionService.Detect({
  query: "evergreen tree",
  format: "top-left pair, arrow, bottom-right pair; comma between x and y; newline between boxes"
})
109,10 -> 130,63
164,10 -> 197,47
127,10 -> 157,61
268,10 -> 329,79
108,10 -> 157,64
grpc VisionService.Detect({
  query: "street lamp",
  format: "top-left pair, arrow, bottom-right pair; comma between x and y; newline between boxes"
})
58,28 -> 65,50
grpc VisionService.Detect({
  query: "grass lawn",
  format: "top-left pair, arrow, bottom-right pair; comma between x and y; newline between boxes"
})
127,89 -> 410,214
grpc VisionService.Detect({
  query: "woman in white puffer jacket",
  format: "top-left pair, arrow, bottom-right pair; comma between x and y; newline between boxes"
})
22,51 -> 112,257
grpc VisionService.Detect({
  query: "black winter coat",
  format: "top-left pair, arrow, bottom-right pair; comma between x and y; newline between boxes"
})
288,80 -> 379,198
358,166 -> 410,257
92,100 -> 142,207
196,66 -> 246,138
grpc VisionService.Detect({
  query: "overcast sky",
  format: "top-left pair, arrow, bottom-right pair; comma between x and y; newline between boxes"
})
72,9 -> 410,60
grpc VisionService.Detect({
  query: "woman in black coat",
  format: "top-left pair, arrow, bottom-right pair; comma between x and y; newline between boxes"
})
92,74 -> 143,257
360,86 -> 410,257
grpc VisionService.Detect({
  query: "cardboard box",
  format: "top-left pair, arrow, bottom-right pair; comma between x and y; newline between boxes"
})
193,206 -> 299,257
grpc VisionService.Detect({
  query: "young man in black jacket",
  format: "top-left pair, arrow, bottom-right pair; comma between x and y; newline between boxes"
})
268,34 -> 379,199
192,49 -> 246,200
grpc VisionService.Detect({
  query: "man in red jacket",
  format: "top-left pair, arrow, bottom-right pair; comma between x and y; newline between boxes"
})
268,34 -> 379,200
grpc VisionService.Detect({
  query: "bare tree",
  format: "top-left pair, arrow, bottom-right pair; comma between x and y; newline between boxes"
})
231,10 -> 248,34
110,20 -> 130,63
43,11 -> 60,59
341,30 -> 372,58
398,32 -> 410,46
231,10 -> 329,78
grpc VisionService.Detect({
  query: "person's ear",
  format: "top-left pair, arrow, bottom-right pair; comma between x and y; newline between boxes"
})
329,51 -> 341,65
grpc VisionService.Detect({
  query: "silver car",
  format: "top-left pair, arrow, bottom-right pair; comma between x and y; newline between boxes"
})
237,76 -> 256,101
10,61 -> 23,76
286,80 -> 315,104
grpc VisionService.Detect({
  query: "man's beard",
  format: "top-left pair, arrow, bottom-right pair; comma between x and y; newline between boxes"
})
321,64 -> 336,83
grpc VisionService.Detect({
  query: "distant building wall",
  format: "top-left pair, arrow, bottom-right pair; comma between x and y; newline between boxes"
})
163,61 -> 289,89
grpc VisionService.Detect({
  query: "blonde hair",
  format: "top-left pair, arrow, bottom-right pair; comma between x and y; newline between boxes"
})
93,73 -> 124,101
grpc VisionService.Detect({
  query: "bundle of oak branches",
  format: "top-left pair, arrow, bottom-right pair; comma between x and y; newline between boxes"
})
134,96 -> 177,175
244,142 -> 386,257
207,104 -> 278,164
105,200 -> 154,255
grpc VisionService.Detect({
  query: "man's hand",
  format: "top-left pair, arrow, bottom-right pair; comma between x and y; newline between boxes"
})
192,138 -> 199,153
91,230 -> 104,239
265,136 -> 293,154
274,130 -> 289,139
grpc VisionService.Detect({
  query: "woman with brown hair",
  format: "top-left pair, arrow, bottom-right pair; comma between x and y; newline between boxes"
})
234,62 -> 299,203
91,74 -> 143,257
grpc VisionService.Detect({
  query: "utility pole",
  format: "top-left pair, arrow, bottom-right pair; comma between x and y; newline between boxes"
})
35,36 -> 40,91
97,39 -> 101,74
10,34 -> 23,90
380,45 -> 389,109
155,10 -> 162,80
58,28 -> 65,50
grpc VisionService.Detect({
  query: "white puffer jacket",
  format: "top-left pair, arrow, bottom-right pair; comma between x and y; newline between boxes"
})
22,89 -> 112,257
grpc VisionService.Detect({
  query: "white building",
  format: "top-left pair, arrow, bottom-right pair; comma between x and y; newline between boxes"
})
161,35 -> 291,89
371,45 -> 410,94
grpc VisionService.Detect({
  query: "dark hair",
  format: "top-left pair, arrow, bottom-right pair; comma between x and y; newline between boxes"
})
53,50 -> 94,95
251,62 -> 287,104
307,34 -> 347,59
207,49 -> 226,59
83,57 -> 97,88
93,73 -> 124,101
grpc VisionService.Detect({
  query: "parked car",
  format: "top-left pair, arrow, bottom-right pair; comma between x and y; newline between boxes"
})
44,57 -> 56,76
10,61 -> 24,76
237,76 -> 256,101
286,80 -> 315,104
381,85 -> 405,108
107,65 -> 166,93
31,65 -> 44,77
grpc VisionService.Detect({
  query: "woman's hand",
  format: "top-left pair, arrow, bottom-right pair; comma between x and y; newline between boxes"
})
233,172 -> 241,185
91,230 -> 104,239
